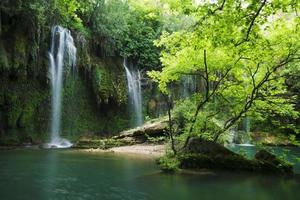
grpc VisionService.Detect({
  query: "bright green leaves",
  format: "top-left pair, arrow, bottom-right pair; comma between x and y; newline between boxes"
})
55,0 -> 85,31
79,0 -> 161,69
149,0 -> 300,137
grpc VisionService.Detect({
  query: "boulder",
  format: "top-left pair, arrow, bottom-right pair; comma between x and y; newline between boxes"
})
73,117 -> 169,149
255,149 -> 293,174
180,138 -> 254,171
178,137 -> 293,175
184,138 -> 235,156
113,117 -> 168,140
255,149 -> 279,164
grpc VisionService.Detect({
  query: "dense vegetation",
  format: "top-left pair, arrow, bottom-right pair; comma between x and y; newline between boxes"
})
0,0 -> 165,142
149,0 -> 300,148
0,0 -> 299,160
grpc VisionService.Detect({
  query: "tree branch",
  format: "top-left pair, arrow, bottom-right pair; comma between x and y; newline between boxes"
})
204,49 -> 209,99
214,55 -> 293,142
183,50 -> 236,148
235,0 -> 267,46
210,0 -> 226,15
193,0 -> 226,29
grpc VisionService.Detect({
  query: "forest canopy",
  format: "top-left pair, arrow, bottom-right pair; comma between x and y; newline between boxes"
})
0,0 -> 299,146
148,0 -> 300,145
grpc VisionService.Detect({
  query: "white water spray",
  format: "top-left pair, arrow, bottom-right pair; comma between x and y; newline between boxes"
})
47,25 -> 76,148
123,58 -> 143,127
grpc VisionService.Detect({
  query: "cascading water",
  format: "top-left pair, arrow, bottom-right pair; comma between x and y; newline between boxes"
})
181,75 -> 197,98
47,25 -> 76,148
230,116 -> 254,147
238,116 -> 253,146
123,58 -> 143,127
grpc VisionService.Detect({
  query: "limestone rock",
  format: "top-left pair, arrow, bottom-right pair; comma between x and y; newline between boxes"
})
114,117 -> 168,140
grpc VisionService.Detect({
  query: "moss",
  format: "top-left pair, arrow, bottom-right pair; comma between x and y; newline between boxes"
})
178,153 -> 258,172
0,40 -> 8,68
0,135 -> 20,146
61,74 -> 105,136
0,8 -> 131,144
0,75 -> 49,133
93,66 -> 111,104
176,152 -> 293,175
157,154 -> 180,173
13,33 -> 27,69
90,57 -> 127,105
61,73 -> 130,136
73,138 -> 133,149
157,138 -> 294,175
0,64 -> 130,145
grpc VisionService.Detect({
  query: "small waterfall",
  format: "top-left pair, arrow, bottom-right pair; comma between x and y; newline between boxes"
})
181,75 -> 197,98
232,116 -> 254,147
240,116 -> 253,146
243,116 -> 251,134
47,25 -> 76,148
123,58 -> 143,127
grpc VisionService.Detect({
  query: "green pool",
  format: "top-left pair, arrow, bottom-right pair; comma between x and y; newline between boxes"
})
0,149 -> 299,200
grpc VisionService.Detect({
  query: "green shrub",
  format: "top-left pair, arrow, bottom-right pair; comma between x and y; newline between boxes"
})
157,153 -> 179,173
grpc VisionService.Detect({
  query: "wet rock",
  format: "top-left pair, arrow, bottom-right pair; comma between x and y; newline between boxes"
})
180,138 -> 254,171
16,111 -> 25,129
255,149 -> 293,174
184,138 -> 235,156
22,136 -> 33,146
255,149 -> 279,164
177,137 -> 293,175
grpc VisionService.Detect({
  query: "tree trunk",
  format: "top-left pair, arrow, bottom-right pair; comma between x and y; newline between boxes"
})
165,94 -> 176,155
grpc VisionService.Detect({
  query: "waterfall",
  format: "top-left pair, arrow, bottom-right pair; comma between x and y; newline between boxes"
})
240,116 -> 253,146
181,75 -> 197,98
243,116 -> 251,134
123,58 -> 143,127
231,116 -> 254,147
47,25 -> 76,148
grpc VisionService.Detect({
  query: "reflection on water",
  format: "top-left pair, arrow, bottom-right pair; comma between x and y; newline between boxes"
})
43,150 -> 59,199
0,149 -> 300,200
229,145 -> 300,174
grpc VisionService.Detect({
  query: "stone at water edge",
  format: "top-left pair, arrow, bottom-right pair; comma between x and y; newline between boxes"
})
177,137 -> 294,174
255,149 -> 279,164
254,149 -> 293,174
184,137 -> 236,156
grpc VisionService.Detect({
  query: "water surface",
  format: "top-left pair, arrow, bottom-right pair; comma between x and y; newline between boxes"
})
0,149 -> 300,200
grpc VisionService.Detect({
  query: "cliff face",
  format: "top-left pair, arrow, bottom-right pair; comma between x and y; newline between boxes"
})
0,5 -> 130,144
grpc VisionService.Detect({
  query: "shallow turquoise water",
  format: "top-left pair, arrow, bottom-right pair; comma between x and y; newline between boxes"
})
230,145 -> 300,173
0,149 -> 300,200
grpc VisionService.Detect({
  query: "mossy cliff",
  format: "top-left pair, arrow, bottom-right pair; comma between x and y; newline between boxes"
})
0,4 -> 130,145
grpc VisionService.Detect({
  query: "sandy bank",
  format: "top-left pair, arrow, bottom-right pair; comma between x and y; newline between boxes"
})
83,144 -> 166,157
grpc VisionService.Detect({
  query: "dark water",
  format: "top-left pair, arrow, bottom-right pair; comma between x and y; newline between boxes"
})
0,149 -> 300,200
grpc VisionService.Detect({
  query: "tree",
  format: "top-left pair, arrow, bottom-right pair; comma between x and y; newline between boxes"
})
149,0 -> 300,145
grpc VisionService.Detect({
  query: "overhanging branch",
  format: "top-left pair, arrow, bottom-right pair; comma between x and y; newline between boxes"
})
235,0 -> 267,46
